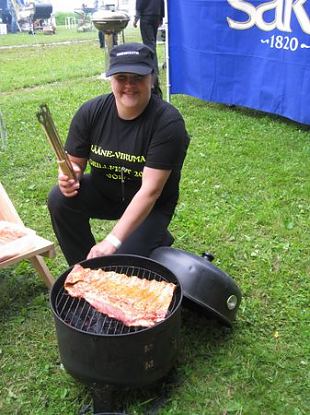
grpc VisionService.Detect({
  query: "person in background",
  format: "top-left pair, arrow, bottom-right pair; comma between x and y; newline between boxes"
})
98,30 -> 118,49
48,42 -> 189,266
98,30 -> 105,48
133,0 -> 165,73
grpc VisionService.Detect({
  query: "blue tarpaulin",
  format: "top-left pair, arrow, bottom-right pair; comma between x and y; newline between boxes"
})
168,0 -> 310,125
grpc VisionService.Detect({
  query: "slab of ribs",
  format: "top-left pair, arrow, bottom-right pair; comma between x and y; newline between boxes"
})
64,264 -> 177,327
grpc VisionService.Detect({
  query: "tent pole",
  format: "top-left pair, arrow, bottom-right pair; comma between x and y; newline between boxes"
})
164,0 -> 171,103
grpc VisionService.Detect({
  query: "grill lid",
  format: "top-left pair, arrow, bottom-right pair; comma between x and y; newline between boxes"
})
92,10 -> 130,33
150,247 -> 242,326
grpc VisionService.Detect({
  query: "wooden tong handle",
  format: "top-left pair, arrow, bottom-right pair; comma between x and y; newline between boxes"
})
57,160 -> 76,180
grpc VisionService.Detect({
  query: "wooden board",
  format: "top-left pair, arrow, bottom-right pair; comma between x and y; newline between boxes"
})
0,234 -> 55,267
0,182 -> 56,289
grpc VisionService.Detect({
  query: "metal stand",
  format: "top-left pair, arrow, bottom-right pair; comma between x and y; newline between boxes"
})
164,1 -> 171,102
99,30 -> 126,81
91,384 -> 115,414
99,33 -> 117,80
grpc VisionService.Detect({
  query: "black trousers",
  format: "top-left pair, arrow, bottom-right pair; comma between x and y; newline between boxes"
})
47,175 -> 174,266
140,15 -> 161,73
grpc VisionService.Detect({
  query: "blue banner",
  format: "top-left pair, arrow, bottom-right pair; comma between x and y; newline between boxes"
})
168,0 -> 310,125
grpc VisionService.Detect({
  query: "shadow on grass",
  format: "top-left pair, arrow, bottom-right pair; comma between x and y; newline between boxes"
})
220,104 -> 310,130
183,95 -> 310,131
0,263 -> 47,322
42,305 -> 235,415
99,308 -> 234,415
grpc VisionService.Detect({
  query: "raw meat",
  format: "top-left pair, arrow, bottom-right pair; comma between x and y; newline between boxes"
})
64,264 -> 176,327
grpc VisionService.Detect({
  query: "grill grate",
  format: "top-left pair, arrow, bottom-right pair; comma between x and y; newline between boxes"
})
54,264 -> 178,335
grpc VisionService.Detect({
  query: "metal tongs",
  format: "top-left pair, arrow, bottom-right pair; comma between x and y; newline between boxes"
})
36,104 -> 76,180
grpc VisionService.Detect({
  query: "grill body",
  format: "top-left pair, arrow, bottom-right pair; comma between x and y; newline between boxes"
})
50,255 -> 182,387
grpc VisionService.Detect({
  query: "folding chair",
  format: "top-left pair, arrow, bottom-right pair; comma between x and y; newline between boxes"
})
0,182 -> 55,289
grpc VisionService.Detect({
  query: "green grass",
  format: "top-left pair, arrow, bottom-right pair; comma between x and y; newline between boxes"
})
0,29 -> 309,415
0,25 -> 140,47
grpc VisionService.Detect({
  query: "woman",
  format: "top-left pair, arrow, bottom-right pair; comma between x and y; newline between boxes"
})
48,43 -> 189,266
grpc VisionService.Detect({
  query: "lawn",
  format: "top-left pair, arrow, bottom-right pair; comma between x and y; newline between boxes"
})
0,26 -> 309,415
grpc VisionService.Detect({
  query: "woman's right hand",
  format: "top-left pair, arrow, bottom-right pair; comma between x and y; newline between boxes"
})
58,163 -> 82,198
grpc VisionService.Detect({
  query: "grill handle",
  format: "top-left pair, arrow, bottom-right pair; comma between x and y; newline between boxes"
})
201,252 -> 215,262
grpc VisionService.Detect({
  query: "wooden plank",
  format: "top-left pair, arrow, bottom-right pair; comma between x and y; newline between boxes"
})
0,235 -> 55,268
30,256 -> 55,289
0,182 -> 23,224
0,181 -> 56,289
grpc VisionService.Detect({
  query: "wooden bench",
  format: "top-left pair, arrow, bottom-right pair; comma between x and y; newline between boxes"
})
0,182 -> 55,289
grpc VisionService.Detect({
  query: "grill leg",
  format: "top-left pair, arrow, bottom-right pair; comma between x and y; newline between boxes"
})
91,384 -> 115,414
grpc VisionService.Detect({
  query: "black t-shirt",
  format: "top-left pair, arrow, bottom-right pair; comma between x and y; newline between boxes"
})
65,93 -> 189,215
136,0 -> 165,17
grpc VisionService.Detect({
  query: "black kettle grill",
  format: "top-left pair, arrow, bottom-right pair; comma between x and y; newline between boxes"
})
50,255 -> 182,414
50,249 -> 242,413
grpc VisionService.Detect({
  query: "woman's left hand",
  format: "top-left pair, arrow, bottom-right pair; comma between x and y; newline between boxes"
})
86,240 -> 117,259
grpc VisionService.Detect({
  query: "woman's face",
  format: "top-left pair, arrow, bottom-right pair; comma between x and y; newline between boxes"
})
111,73 -> 153,117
